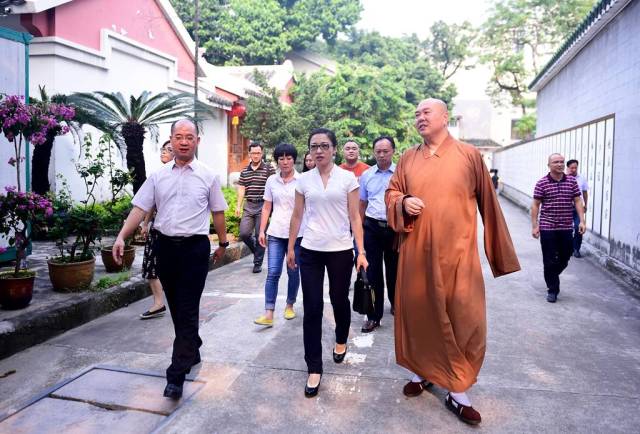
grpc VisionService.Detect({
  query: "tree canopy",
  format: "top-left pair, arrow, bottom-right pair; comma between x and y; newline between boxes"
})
479,0 -> 596,115
170,0 -> 362,65
240,66 -> 420,161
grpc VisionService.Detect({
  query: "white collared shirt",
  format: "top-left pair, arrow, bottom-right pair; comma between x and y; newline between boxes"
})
263,171 -> 305,239
296,165 -> 359,252
132,158 -> 228,236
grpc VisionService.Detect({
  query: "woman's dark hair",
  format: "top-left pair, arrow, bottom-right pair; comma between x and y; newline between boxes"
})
307,127 -> 337,148
161,140 -> 171,150
273,143 -> 298,162
372,135 -> 396,149
303,152 -> 313,171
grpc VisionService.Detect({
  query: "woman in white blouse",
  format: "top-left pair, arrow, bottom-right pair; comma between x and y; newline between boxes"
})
287,128 -> 368,398
254,143 -> 304,327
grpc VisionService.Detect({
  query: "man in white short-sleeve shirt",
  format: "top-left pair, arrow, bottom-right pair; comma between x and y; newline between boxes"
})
113,119 -> 228,400
566,159 -> 589,257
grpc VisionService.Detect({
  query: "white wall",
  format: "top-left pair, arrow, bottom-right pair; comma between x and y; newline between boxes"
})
0,35 -> 27,192
28,30 -> 229,202
533,0 -> 640,272
451,63 -> 522,147
0,33 -> 28,253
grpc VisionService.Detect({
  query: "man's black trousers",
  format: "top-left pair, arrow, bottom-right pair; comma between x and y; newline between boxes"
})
539,229 -> 573,295
157,233 -> 210,386
363,217 -> 398,322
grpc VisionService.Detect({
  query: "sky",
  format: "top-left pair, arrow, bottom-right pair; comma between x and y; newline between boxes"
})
357,0 -> 492,38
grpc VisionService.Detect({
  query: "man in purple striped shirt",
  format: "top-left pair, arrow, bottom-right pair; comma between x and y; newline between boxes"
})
531,153 -> 585,303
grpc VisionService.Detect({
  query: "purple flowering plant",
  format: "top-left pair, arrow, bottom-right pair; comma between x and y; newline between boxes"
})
0,94 -> 75,192
0,186 -> 53,277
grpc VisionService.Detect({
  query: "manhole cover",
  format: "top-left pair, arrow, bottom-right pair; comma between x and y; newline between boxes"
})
0,365 -> 205,433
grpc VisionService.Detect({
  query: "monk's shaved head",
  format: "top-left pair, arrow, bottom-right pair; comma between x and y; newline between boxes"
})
417,98 -> 448,114
415,98 -> 449,142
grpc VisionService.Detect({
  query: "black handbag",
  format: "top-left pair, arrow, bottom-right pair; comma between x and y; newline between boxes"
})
352,268 -> 375,316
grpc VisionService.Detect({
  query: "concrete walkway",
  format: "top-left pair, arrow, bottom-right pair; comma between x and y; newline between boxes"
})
0,198 -> 639,433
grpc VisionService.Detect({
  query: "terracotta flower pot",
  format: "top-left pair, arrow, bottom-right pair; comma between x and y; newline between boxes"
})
48,257 -> 96,292
0,272 -> 35,310
101,245 -> 136,273
130,226 -> 147,246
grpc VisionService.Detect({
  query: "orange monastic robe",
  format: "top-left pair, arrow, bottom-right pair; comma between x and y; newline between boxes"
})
385,135 -> 520,392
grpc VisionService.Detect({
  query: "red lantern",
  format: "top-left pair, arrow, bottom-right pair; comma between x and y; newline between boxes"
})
230,103 -> 246,118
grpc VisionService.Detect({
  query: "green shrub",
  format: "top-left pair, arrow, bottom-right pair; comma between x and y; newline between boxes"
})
92,270 -> 130,291
101,195 -> 132,235
222,187 -> 240,237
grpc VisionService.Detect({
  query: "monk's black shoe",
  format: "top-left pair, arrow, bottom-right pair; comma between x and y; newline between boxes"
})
402,380 -> 433,397
445,393 -> 481,425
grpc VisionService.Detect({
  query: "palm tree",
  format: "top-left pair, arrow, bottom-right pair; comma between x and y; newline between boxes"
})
67,91 -> 208,193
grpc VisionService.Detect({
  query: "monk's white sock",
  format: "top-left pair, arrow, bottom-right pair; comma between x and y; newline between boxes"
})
449,391 -> 471,406
411,373 -> 424,383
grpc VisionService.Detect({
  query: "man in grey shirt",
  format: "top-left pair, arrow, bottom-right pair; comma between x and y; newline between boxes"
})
113,119 -> 228,400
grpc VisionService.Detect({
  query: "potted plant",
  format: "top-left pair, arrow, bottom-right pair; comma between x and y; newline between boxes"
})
0,187 -> 52,308
0,94 -> 60,308
101,196 -> 135,272
97,133 -> 135,272
47,135 -> 104,292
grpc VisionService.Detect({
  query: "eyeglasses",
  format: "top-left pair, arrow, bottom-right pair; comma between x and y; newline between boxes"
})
309,143 -> 332,152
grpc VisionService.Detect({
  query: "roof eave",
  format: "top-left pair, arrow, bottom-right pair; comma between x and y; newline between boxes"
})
7,0 -> 73,14
530,0 -> 633,92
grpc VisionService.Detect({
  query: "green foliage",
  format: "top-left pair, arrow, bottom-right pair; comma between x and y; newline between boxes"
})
100,196 -> 132,236
329,30 -> 458,106
67,91 -> 211,193
241,65 -> 426,159
425,21 -> 477,80
222,187 -> 240,237
514,112 -> 537,139
479,0 -> 597,112
67,91 -> 208,151
239,72 -> 299,148
170,0 -> 362,65
48,137 -> 109,262
93,271 -> 131,291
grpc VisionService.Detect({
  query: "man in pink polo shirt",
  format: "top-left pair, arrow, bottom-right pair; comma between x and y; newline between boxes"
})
531,153 -> 586,303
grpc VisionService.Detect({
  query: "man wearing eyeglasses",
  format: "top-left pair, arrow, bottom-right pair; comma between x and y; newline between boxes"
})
236,142 -> 275,273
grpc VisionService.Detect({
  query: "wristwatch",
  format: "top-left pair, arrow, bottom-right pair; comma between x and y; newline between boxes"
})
219,241 -> 230,248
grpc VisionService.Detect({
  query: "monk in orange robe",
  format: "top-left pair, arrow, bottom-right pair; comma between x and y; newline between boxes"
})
385,98 -> 520,425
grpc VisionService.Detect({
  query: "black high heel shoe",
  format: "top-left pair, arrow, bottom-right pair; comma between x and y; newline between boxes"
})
333,345 -> 347,363
304,374 -> 322,398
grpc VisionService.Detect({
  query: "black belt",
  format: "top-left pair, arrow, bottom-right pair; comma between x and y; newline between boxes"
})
246,198 -> 264,204
365,216 -> 389,228
158,232 -> 208,243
